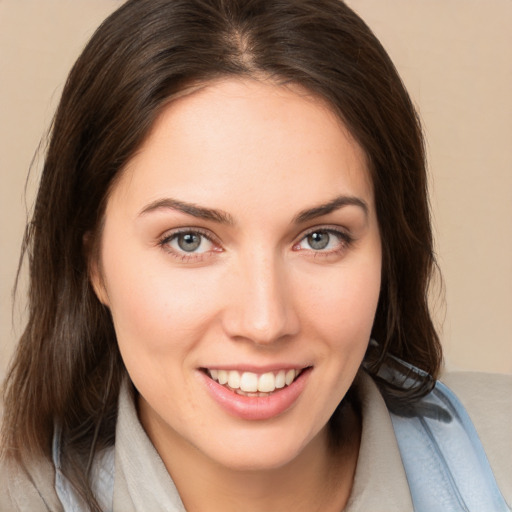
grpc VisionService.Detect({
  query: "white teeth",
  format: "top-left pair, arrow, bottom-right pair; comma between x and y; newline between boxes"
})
207,368 -> 302,393
258,372 -> 276,393
240,372 -> 258,392
228,370 -> 240,389
275,370 -> 286,389
285,369 -> 296,386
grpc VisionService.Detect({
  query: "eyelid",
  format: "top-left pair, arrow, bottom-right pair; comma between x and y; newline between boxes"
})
159,226 -> 220,243
297,224 -> 352,242
158,227 -> 222,260
157,224 -> 353,261
293,225 -> 354,253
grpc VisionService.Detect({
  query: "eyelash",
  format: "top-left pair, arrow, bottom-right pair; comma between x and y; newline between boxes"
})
158,228 -> 219,262
158,226 -> 354,262
292,227 -> 354,258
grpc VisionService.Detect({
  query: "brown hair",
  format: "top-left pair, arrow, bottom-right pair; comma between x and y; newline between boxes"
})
2,0 -> 441,508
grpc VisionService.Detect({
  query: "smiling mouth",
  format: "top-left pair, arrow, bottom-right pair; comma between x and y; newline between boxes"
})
202,368 -> 308,396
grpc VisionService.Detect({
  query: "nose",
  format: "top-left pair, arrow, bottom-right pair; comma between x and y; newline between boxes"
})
221,252 -> 300,346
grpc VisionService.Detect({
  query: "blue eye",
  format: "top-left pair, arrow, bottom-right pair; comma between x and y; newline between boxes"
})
177,232 -> 201,252
296,229 -> 350,252
164,231 -> 215,254
306,231 -> 330,250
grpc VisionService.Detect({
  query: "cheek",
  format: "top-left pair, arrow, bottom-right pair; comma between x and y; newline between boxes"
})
300,257 -> 381,346
100,239 -> 219,358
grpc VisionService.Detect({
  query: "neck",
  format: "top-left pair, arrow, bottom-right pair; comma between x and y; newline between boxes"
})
143,403 -> 361,512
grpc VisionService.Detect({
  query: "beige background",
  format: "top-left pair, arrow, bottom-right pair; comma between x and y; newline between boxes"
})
1,0 -> 511,383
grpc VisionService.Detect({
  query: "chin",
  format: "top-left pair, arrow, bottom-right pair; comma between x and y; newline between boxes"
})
200,424 -> 326,473
212,447 -> 303,472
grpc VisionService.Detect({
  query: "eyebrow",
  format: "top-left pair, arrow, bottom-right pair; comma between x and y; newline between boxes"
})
138,198 -> 235,225
138,194 -> 368,226
293,195 -> 368,224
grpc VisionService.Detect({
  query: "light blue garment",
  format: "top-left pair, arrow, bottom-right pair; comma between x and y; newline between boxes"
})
52,426 -> 114,512
371,352 -> 511,512
390,380 -> 510,511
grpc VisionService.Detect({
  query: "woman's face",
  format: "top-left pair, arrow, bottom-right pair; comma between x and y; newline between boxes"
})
92,79 -> 381,471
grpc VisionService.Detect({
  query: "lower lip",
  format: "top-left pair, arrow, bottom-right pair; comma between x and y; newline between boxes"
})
200,368 -> 311,421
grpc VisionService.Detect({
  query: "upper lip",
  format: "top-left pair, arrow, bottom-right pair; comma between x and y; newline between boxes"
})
200,364 -> 311,374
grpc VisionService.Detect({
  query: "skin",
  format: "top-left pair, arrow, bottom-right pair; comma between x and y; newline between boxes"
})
91,78 -> 382,511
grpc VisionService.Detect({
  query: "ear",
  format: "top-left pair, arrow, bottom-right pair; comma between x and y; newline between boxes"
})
89,259 -> 110,307
83,232 -> 110,307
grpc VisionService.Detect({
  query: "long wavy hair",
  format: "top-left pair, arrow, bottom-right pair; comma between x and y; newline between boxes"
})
2,0 -> 441,509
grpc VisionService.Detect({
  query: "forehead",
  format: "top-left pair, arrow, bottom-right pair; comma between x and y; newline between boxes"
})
110,78 -> 373,218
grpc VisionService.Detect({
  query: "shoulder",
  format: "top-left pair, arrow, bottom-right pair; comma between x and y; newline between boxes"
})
441,371 -> 511,436
441,371 -> 512,505
0,453 -> 63,512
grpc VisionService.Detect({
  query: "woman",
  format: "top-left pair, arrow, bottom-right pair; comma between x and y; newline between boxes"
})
1,1 -> 510,511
